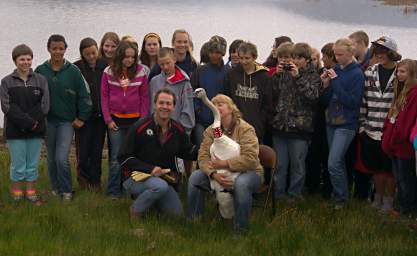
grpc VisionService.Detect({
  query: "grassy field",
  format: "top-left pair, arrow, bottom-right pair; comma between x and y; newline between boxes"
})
0,150 -> 417,256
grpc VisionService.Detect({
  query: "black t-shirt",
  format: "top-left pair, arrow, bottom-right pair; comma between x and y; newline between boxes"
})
378,64 -> 395,92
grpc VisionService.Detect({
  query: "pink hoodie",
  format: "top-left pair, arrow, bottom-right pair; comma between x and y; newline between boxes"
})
101,64 -> 149,124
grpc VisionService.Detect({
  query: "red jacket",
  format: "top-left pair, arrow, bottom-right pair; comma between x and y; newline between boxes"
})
382,84 -> 417,159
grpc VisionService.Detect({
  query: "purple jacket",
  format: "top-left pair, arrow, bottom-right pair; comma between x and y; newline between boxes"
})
101,64 -> 149,124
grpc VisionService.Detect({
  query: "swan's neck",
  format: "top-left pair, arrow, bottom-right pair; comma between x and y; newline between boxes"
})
201,96 -> 221,128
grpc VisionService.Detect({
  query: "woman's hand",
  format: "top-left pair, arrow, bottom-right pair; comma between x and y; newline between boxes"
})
107,121 -> 118,131
72,118 -> 85,129
212,172 -> 234,189
209,156 -> 229,169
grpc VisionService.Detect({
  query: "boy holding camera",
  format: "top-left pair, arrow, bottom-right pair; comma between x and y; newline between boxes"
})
271,42 -> 321,201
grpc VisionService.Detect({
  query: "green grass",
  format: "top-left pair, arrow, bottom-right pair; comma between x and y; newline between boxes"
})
0,151 -> 416,256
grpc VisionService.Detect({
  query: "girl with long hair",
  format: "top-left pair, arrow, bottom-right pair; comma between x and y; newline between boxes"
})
101,40 -> 149,198
139,32 -> 162,69
99,32 -> 120,66
382,59 -> 417,216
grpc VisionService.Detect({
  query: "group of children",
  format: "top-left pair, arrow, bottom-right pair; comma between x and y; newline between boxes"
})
1,29 -> 417,228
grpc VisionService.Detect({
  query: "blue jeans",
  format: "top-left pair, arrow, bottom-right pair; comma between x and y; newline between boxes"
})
107,127 -> 129,196
186,169 -> 261,230
273,136 -> 309,199
8,138 -> 42,182
392,157 -> 417,214
47,121 -> 74,193
123,177 -> 183,216
326,126 -> 356,203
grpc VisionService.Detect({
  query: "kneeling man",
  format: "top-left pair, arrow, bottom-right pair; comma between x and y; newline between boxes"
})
118,88 -> 197,217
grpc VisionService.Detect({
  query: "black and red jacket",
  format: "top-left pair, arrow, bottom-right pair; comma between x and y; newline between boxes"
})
118,115 -> 198,182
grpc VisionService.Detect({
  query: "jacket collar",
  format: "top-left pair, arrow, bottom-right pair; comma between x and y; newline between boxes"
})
11,69 -> 35,79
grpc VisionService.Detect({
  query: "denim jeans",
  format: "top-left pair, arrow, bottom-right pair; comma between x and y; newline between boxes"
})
273,136 -> 309,199
123,177 -> 183,216
326,126 -> 356,203
47,121 -> 74,193
8,138 -> 42,182
392,157 -> 417,214
107,127 -> 129,196
186,169 -> 261,230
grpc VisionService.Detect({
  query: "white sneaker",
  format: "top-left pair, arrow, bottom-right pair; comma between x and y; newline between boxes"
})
62,192 -> 73,201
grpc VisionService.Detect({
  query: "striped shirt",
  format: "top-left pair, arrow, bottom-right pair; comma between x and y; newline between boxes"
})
359,64 -> 396,141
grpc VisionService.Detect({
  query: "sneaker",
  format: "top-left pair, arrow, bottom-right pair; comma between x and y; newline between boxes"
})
25,189 -> 38,202
62,192 -> 73,201
51,190 -> 60,196
12,189 -> 24,201
334,202 -> 345,210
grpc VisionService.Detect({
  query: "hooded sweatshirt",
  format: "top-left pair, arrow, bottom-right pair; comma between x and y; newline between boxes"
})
382,84 -> 417,159
191,61 -> 230,127
320,61 -> 365,130
224,63 -> 272,140
35,59 -> 92,122
149,66 -> 195,133
148,51 -> 197,82
0,69 -> 49,139
101,64 -> 149,127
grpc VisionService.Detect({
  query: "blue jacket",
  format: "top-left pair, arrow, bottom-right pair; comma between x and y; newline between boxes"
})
321,61 -> 364,130
191,62 -> 230,127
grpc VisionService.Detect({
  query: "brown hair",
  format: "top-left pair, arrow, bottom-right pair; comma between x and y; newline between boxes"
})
292,42 -> 312,61
349,30 -> 370,47
139,32 -> 162,67
211,94 -> 242,121
154,88 -> 177,106
111,41 -> 139,80
388,59 -> 417,118
158,47 -> 175,59
276,42 -> 294,58
321,42 -> 336,62
99,32 -> 120,61
79,37 -> 98,61
238,41 -> 258,59
12,44 -> 33,61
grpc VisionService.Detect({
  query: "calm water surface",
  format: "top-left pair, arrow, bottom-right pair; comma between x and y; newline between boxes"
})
0,0 -> 416,123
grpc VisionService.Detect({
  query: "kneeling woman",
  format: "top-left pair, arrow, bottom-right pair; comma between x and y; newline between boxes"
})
187,94 -> 263,231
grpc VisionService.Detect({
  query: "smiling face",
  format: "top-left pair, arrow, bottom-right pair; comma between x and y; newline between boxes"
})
48,41 -> 66,63
82,45 -> 99,66
154,92 -> 175,121
103,39 -> 117,59
144,37 -> 160,57
238,51 -> 256,70
173,32 -> 190,56
122,47 -> 136,69
14,54 -> 32,73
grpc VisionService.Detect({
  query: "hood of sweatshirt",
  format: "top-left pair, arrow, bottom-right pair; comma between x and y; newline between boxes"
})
165,66 -> 190,85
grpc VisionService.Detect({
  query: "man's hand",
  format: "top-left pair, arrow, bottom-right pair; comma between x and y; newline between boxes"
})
212,172 -> 234,189
72,118 -> 85,129
151,166 -> 163,177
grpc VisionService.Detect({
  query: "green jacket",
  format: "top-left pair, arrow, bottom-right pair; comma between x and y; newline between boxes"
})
35,59 -> 92,122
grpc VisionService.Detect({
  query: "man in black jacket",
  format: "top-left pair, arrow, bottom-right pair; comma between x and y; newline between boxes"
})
118,88 -> 198,217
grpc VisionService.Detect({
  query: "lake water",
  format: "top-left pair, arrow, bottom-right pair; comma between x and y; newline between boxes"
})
0,0 -> 416,124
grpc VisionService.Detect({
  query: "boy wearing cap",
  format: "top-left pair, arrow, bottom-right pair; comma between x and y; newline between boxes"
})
191,35 -> 230,146
358,36 -> 401,213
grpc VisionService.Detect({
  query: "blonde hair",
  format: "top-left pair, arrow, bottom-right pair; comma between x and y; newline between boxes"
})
211,94 -> 242,121
333,38 -> 356,55
388,59 -> 417,118
311,48 -> 323,69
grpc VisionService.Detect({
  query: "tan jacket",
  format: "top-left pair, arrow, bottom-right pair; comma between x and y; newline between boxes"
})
198,118 -> 263,178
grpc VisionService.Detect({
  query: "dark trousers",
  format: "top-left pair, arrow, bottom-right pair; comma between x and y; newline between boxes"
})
75,117 -> 106,185
346,135 -> 372,200
392,157 -> 417,214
